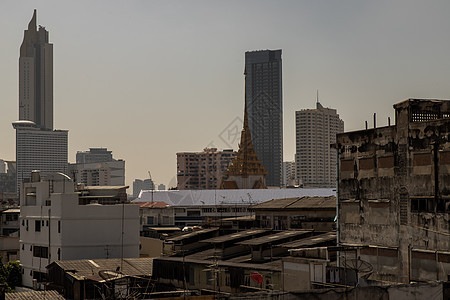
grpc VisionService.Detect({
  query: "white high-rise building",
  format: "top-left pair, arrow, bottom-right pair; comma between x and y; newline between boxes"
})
13,121 -> 68,193
295,101 -> 344,188
19,10 -> 53,130
282,161 -> 296,187
20,171 -> 139,288
69,148 -> 125,186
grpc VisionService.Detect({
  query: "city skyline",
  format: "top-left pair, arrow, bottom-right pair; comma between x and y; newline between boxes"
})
2,1 -> 450,189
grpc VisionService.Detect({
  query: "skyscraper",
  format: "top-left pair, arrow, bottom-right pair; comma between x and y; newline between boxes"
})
245,50 -> 283,187
295,101 -> 344,188
19,9 -> 53,130
13,121 -> 68,192
14,11 -> 68,192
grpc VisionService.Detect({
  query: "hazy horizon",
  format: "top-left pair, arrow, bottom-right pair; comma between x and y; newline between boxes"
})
2,1 -> 450,191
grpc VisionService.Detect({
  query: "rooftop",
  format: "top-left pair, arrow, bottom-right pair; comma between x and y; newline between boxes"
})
238,230 -> 313,246
135,201 -> 169,208
47,257 -> 153,282
281,231 -> 337,249
252,196 -> 336,210
133,188 -> 336,206
201,229 -> 269,244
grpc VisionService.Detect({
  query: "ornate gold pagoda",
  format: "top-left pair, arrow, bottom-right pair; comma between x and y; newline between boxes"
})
220,77 -> 269,189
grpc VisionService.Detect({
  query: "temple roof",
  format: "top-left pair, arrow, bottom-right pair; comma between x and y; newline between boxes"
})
224,80 -> 268,177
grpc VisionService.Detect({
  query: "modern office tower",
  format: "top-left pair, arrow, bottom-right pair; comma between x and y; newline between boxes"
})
177,148 -> 236,190
282,161 -> 296,187
295,101 -> 344,188
245,50 -> 283,187
133,179 -> 155,198
19,10 -> 53,130
13,121 -> 68,192
69,148 -> 125,186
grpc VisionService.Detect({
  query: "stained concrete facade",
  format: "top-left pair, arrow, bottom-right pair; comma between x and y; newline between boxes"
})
336,99 -> 450,283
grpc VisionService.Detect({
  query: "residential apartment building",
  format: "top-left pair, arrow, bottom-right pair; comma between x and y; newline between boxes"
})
336,99 -> 450,283
177,148 -> 236,190
133,178 -> 155,198
69,148 -> 125,186
13,121 -> 68,193
295,101 -> 344,188
245,50 -> 283,187
282,161 -> 296,187
19,171 -> 139,288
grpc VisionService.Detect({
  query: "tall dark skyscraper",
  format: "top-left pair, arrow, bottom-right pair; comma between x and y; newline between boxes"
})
245,50 -> 283,187
19,9 -> 53,130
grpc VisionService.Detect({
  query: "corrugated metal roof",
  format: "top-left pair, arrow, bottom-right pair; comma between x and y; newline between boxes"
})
6,290 -> 64,300
281,232 -> 337,248
252,196 -> 336,210
135,201 -> 169,208
238,230 -> 313,246
134,188 -> 336,206
201,229 -> 269,244
167,228 -> 218,242
47,257 -> 153,281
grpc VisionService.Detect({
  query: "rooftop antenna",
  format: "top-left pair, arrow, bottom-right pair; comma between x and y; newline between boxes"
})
316,90 -> 319,104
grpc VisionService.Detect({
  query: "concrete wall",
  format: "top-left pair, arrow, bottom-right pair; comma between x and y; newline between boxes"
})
336,99 -> 450,283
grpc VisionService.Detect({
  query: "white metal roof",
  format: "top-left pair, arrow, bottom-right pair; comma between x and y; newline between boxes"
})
132,188 -> 336,206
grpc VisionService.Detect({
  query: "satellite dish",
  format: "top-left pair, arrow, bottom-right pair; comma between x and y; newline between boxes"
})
343,258 -> 373,278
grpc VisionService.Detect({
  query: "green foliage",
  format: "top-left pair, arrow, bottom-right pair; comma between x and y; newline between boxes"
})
0,260 -> 22,292
6,261 -> 21,289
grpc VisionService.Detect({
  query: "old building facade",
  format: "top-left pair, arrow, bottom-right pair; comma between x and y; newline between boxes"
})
336,99 -> 450,283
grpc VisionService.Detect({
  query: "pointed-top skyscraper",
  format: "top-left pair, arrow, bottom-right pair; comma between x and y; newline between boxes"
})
19,9 -> 53,130
220,76 -> 268,190
14,10 -> 67,193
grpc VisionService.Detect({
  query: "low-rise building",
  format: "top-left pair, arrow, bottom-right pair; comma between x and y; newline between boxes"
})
1,209 -> 20,236
20,171 -> 139,288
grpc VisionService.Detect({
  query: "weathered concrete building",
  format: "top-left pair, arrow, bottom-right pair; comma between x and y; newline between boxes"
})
336,99 -> 450,283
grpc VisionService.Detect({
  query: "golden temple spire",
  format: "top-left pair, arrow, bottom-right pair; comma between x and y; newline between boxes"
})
224,70 -> 268,178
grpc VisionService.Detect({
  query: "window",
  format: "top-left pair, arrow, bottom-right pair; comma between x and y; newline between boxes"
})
33,246 -> 48,258
58,221 -> 61,233
147,216 -> 154,225
35,220 -> 41,232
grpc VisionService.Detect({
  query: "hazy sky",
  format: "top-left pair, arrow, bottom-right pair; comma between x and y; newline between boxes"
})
2,1 -> 450,190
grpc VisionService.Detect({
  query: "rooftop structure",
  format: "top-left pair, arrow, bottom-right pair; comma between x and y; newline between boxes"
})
220,87 -> 268,189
